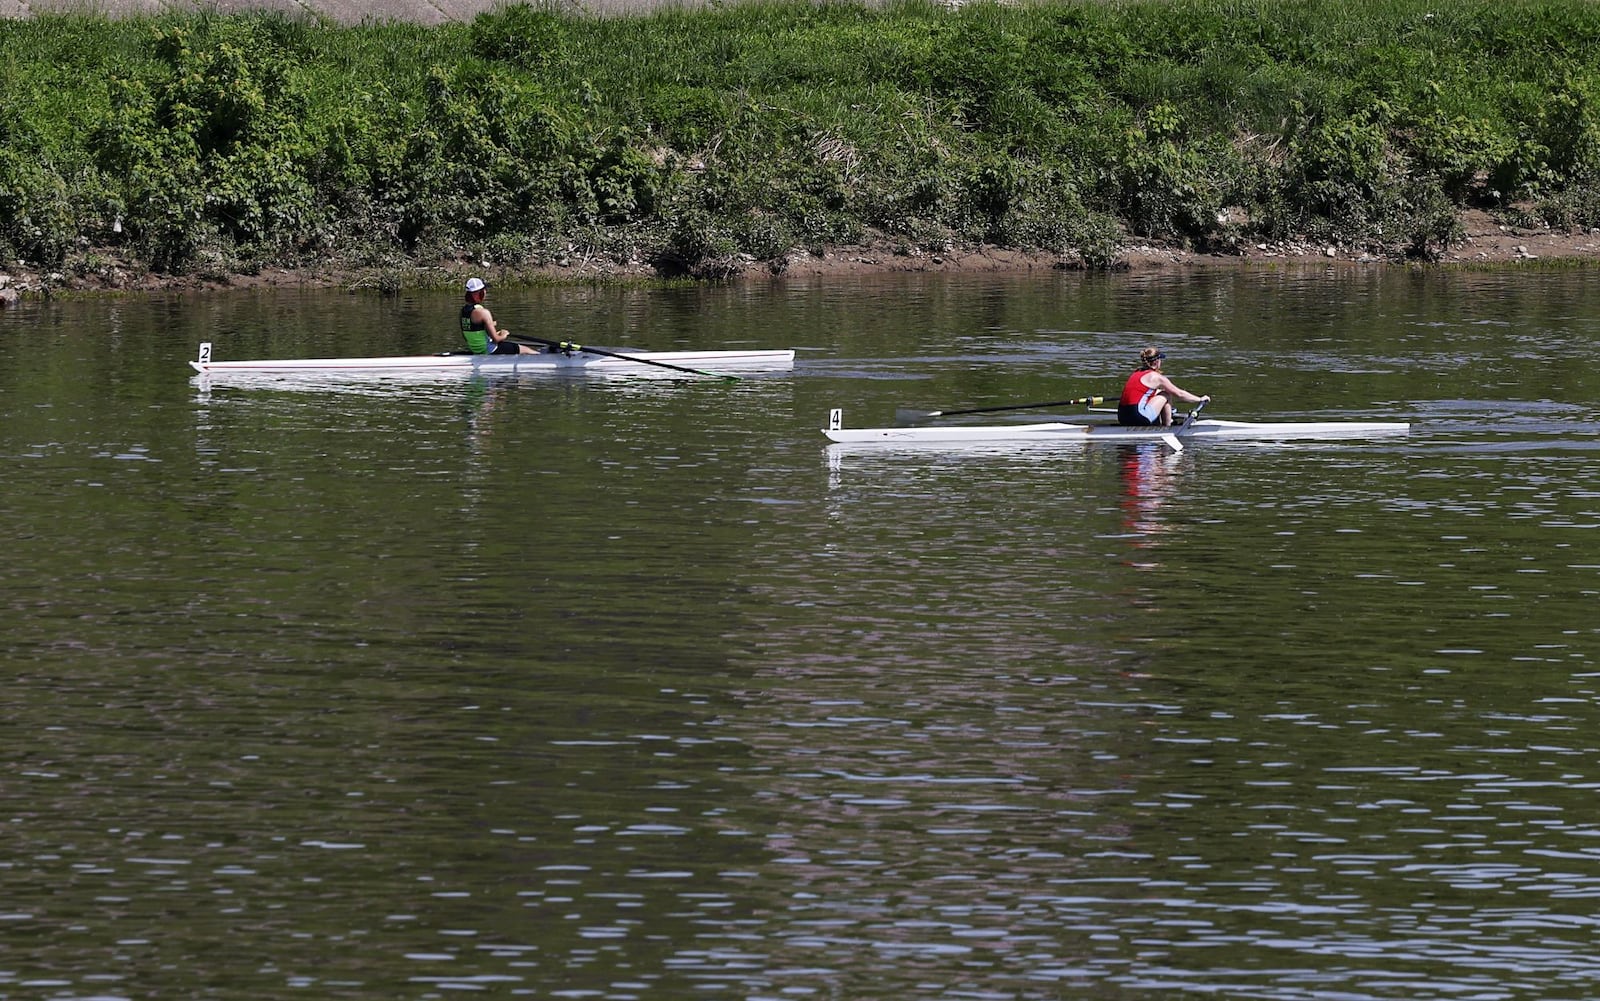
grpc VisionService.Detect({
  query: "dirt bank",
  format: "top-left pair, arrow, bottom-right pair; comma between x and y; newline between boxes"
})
1,211 -> 1596,301
773,210 -> 1600,280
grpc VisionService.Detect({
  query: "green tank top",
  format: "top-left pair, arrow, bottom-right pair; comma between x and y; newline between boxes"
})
461,304 -> 489,354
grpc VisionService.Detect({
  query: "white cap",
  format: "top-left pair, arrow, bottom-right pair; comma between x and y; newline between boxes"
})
465,277 -> 486,293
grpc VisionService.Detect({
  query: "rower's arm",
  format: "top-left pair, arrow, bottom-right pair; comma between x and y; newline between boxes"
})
1162,375 -> 1207,404
475,304 -> 508,341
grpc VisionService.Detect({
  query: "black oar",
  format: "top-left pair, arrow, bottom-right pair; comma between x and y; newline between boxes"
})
1162,398 -> 1209,452
1177,397 -> 1208,431
508,334 -> 740,381
896,396 -> 1104,424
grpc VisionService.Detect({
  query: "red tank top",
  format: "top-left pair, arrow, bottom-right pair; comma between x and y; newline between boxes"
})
1120,370 -> 1157,406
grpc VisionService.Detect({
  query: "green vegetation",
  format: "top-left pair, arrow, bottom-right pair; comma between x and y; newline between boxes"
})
3,0 -> 1599,282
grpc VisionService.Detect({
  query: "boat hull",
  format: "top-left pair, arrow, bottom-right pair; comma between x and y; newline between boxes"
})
190,343 -> 796,376
823,413 -> 1411,445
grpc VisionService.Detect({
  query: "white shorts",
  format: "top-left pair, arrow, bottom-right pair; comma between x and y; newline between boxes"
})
1135,392 -> 1164,422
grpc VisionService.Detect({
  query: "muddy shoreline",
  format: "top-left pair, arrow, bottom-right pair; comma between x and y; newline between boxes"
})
2,211 -> 1597,301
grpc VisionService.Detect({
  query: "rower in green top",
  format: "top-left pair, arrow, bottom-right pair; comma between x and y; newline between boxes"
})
460,277 -> 536,355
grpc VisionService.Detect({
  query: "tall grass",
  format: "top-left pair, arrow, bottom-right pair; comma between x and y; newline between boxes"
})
2,0 -> 1599,280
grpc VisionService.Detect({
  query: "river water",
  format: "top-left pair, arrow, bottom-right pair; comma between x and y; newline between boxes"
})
4,266 -> 1600,1000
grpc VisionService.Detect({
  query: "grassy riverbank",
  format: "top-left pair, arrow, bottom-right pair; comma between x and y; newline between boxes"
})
3,0 -> 1599,291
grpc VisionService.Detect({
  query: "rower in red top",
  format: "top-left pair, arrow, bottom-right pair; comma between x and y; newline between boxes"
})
1117,347 -> 1209,427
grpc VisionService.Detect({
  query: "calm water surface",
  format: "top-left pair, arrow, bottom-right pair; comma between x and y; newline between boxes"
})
4,267 -> 1600,999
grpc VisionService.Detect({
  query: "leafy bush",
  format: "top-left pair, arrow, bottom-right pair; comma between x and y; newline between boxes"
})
91,18 -> 325,268
469,2 -> 567,69
1117,101 -> 1229,244
653,204 -> 741,279
0,149 -> 76,268
1407,108 -> 1520,204
5,0 -> 1600,280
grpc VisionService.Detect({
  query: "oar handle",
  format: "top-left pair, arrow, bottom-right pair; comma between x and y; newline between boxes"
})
1176,397 -> 1209,433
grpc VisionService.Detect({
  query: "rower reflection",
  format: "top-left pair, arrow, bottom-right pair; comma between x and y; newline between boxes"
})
1119,444 -> 1184,543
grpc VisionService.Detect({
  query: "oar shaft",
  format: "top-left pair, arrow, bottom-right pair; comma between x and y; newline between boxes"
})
1176,398 -> 1209,432
508,334 -> 737,380
928,396 -> 1104,419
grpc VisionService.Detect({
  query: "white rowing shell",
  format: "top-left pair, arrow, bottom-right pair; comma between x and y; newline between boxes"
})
190,341 -> 795,376
823,408 -> 1410,447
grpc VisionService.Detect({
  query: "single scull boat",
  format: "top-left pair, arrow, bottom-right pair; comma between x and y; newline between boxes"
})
823,407 -> 1410,451
189,341 -> 796,377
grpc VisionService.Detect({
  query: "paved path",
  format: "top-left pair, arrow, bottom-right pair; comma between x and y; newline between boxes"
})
1,0 -> 658,24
